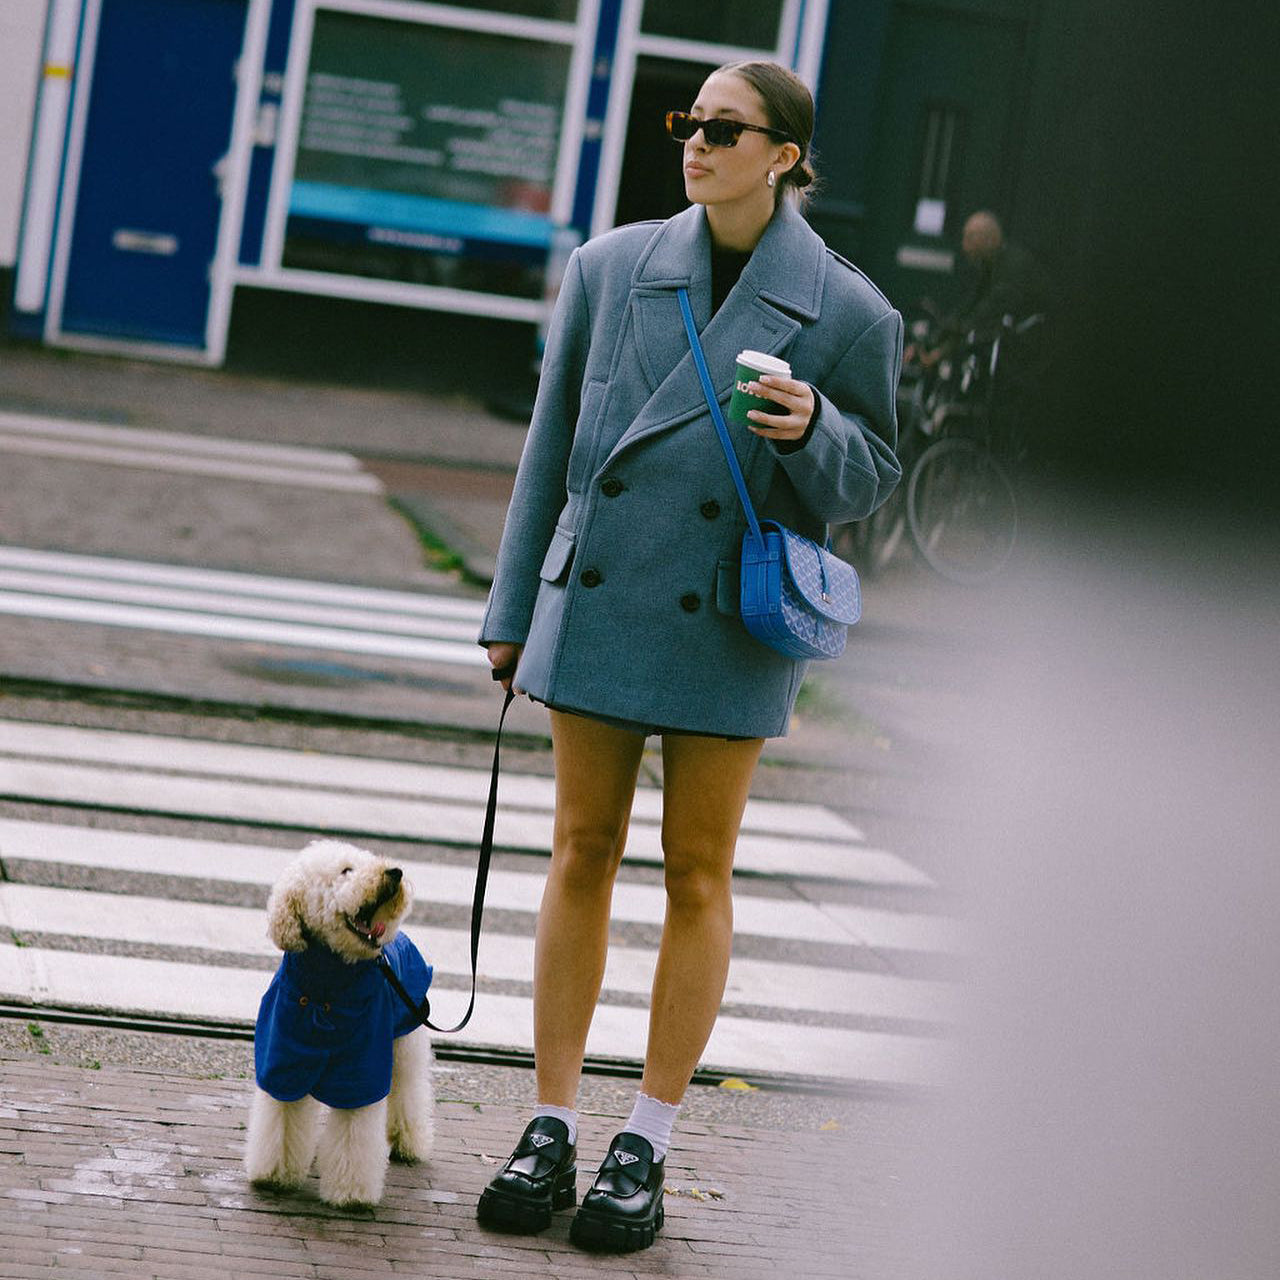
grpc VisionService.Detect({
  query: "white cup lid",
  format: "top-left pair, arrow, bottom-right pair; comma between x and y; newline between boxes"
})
735,349 -> 791,377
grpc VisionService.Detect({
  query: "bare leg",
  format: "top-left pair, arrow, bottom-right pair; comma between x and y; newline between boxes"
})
534,710 -> 646,1107
641,733 -> 764,1104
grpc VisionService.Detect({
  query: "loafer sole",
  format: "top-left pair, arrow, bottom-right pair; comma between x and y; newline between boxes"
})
570,1200 -> 665,1252
477,1168 -> 576,1234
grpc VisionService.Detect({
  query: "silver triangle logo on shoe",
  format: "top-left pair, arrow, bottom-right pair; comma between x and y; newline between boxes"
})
613,1149 -> 639,1165
529,1133 -> 555,1148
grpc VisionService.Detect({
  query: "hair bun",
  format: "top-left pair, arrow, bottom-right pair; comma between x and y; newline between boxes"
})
791,164 -> 814,189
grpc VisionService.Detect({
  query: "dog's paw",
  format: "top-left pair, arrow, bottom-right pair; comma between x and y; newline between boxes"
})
320,1192 -> 380,1212
387,1120 -> 433,1166
248,1171 -> 306,1193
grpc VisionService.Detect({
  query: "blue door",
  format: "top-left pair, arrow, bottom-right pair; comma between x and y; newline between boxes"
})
57,0 -> 247,349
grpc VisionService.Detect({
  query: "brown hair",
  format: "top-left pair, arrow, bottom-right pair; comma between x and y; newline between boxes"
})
716,60 -> 818,204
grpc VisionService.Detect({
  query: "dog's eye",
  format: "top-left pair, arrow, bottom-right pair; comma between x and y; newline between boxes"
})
341,867 -> 352,875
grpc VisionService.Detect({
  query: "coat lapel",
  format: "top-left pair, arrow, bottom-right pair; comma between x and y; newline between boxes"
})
599,202 -> 828,475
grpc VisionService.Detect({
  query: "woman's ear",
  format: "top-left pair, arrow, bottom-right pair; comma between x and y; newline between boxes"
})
267,874 -> 308,951
774,140 -> 801,177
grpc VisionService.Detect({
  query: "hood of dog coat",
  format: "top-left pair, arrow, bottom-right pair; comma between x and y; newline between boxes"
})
254,932 -> 433,1109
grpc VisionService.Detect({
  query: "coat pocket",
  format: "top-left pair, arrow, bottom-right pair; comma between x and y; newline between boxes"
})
539,527 -> 577,584
715,557 -> 740,616
566,379 -> 607,493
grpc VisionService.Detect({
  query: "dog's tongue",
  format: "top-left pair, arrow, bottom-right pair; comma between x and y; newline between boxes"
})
371,922 -> 385,940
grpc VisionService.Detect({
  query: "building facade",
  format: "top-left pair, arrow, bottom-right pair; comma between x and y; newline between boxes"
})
5,0 -> 1053,371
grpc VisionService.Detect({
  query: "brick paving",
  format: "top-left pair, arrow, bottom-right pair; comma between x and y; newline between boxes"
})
0,1056 -> 920,1280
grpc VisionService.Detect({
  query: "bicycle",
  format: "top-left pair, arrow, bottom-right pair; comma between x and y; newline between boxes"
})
833,319 -> 931,575
839,312 -> 1043,584
906,314 -> 1043,583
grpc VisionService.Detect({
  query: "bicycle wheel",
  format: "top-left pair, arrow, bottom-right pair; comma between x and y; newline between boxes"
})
907,438 -> 1017,583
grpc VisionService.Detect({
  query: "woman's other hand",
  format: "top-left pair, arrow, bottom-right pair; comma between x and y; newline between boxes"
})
487,642 -> 523,693
745,375 -> 816,443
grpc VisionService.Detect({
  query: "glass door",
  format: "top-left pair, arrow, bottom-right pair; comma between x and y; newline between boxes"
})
593,0 -> 826,234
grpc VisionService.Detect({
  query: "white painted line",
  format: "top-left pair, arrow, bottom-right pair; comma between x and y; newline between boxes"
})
0,721 -> 871,847
0,409 -> 364,471
0,593 -> 489,666
0,883 -> 957,1024
0,758 -> 924,887
0,942 -> 948,1085
0,547 -> 487,620
0,432 -> 384,493
0,819 -> 954,953
0,568 -> 481,641
823,902 -> 970,955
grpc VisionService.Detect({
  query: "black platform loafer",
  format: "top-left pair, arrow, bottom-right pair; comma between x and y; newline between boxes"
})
476,1116 -> 577,1233
569,1132 -> 666,1252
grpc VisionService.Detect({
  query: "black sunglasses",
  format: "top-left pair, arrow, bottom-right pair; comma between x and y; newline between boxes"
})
665,110 -> 791,149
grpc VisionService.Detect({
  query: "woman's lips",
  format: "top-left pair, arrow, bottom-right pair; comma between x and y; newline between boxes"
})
685,163 -> 711,178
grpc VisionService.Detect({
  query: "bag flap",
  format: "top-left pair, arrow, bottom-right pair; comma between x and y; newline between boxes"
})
769,522 -> 861,624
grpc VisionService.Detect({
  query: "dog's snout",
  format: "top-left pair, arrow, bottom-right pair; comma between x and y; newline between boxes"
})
384,868 -> 402,888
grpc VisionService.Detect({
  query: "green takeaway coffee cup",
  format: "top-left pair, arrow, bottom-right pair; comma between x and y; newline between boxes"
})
728,350 -> 792,427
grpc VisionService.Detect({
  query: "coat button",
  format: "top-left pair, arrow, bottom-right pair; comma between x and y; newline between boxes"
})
299,996 -> 309,1007
680,592 -> 701,612
700,499 -> 721,519
601,477 -> 625,497
580,568 -> 603,588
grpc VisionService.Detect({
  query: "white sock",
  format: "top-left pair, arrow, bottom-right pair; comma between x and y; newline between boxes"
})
623,1092 -> 679,1161
532,1103 -> 578,1146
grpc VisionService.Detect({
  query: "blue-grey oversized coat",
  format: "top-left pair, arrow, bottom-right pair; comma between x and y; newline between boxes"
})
478,202 -> 902,738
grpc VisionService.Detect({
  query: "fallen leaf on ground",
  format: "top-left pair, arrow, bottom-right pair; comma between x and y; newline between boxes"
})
819,1119 -> 842,1131
718,1077 -> 759,1092
665,1184 -> 725,1201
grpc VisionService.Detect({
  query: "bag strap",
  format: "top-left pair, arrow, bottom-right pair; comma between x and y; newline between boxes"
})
677,288 -> 765,546
376,684 -> 515,1033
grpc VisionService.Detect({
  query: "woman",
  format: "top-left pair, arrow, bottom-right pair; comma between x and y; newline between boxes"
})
475,61 -> 902,1253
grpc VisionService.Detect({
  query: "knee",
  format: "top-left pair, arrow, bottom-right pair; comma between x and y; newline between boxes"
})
661,846 -> 732,914
552,821 -> 626,891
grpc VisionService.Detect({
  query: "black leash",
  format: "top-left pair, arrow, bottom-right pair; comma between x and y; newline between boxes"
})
376,676 -> 516,1034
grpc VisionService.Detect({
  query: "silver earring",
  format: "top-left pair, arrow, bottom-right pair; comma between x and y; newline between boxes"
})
766,171 -> 776,188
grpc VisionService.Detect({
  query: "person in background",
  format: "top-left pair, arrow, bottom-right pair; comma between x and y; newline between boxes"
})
912,210 -> 1051,368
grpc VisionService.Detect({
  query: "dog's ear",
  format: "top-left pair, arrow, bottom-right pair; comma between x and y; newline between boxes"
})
266,873 -> 308,952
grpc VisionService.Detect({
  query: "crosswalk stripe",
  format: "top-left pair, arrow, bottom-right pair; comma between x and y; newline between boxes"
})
0,546 -> 487,619
0,756 -> 925,888
0,720 -> 867,843
0,819 -> 956,954
0,431 -> 386,493
0,410 -> 382,493
0,591 -> 488,665
0,409 -> 365,471
0,568 -> 482,641
0,883 -> 957,1024
0,943 -> 948,1086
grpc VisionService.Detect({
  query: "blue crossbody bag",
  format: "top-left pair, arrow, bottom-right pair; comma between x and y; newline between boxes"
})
678,288 -> 860,661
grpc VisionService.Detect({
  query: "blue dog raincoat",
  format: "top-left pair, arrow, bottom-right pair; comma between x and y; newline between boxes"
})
254,932 -> 433,1109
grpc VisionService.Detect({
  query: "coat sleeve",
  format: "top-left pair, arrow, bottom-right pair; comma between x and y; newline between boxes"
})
772,307 -> 904,524
478,249 -> 591,647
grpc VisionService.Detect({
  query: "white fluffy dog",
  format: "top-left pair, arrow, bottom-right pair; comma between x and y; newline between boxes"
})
244,840 -> 435,1207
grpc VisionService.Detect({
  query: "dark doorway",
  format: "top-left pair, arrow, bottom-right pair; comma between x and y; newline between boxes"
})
861,8 -> 1027,315
613,56 -> 716,228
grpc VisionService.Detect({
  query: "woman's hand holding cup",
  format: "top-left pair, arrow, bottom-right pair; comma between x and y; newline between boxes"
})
729,349 -> 813,443
744,375 -> 815,442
